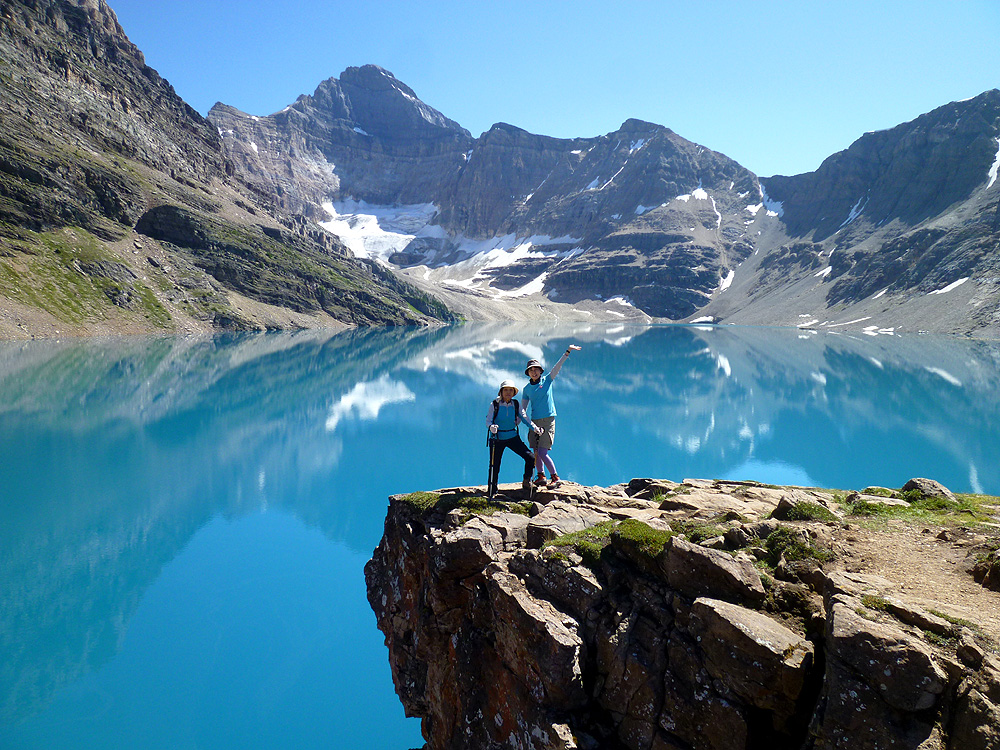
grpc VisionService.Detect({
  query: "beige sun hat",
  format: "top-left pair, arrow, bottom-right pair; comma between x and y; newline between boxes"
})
497,380 -> 519,397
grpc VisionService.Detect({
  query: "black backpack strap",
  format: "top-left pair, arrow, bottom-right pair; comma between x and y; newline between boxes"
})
492,397 -> 500,424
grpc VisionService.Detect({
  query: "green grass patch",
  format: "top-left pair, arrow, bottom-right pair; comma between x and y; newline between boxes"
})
773,501 -> 838,523
0,226 -> 172,328
922,630 -> 959,648
846,492 -> 997,527
862,487 -> 898,498
763,527 -> 832,567
451,496 -> 532,523
398,491 -> 532,521
399,491 -> 441,513
928,609 -> 980,633
860,594 -> 891,612
669,519 -> 726,544
544,521 -> 617,570
611,519 -> 675,559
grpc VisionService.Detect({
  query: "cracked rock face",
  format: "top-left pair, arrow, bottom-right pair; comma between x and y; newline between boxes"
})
365,480 -> 1000,750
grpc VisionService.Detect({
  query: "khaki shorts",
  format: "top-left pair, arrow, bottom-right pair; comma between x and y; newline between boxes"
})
528,416 -> 555,450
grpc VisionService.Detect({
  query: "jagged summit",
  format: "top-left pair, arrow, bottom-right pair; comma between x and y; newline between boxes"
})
302,65 -> 470,140
617,117 -> 665,133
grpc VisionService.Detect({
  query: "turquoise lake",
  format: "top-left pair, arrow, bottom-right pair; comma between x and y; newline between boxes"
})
2,322 -> 999,749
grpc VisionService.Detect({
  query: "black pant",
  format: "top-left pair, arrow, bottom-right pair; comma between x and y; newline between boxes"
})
488,435 -> 534,497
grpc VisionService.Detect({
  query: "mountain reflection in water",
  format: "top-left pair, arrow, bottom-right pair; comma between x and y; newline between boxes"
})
1,324 -> 998,747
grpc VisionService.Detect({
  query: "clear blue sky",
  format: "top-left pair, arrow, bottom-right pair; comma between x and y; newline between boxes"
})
108,0 -> 999,177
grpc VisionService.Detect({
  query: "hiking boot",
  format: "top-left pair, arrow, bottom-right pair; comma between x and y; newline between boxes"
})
522,478 -> 532,492
549,473 -> 561,487
533,474 -> 548,487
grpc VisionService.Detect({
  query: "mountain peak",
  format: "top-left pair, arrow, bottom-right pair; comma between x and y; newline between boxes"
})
300,66 -> 470,140
618,118 -> 664,133
339,65 -> 408,93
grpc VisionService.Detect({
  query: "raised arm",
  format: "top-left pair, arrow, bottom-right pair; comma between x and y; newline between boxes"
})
548,344 -> 581,379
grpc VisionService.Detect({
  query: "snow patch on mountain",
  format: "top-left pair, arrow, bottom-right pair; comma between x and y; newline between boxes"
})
320,200 -> 439,263
494,272 -> 548,298
928,277 -> 969,295
759,184 -> 784,217
987,137 -> 1000,189
605,296 -> 636,308
677,188 -> 709,203
601,161 -> 629,190
709,194 -> 722,228
839,196 -> 868,228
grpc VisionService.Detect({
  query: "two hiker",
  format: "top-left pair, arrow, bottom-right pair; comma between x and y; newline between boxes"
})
486,344 -> 581,498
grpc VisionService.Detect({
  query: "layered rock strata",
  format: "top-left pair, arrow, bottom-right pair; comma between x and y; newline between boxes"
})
366,479 -> 1000,750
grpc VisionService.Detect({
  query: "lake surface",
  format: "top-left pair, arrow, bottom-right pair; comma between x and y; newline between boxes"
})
2,322 -> 999,749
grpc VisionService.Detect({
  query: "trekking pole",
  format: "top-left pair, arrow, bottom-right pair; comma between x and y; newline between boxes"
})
487,432 -> 496,500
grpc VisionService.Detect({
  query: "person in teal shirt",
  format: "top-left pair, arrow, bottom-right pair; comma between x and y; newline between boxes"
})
522,344 -> 580,486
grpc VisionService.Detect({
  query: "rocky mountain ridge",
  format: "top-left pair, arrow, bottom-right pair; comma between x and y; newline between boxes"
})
213,66 -> 1000,334
366,477 -> 1000,749
210,69 -> 769,320
0,1 -> 455,338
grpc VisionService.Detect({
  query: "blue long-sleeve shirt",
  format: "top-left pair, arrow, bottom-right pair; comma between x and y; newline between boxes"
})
485,398 -> 534,439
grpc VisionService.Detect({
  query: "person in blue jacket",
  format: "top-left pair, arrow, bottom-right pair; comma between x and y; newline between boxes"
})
522,344 -> 581,487
486,380 -> 540,498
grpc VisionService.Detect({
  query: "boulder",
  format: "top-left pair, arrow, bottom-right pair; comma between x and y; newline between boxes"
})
827,601 -> 948,712
662,536 -> 766,605
957,628 -> 986,668
623,478 -> 682,500
509,549 -> 605,621
434,518 -> 504,580
485,564 -> 587,710
949,687 -> 1000,750
526,501 -> 612,549
480,511 -> 531,550
538,482 -> 634,507
689,598 -> 814,721
814,660 -> 944,750
901,477 -> 957,502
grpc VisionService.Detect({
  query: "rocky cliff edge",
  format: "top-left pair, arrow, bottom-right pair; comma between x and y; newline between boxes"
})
366,478 -> 1000,750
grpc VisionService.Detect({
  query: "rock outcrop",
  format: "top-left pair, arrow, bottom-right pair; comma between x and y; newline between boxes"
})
366,479 -> 1000,750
